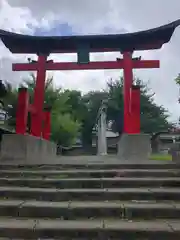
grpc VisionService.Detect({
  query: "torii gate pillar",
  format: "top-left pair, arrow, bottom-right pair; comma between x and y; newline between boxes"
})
31,55 -> 47,137
123,52 -> 134,134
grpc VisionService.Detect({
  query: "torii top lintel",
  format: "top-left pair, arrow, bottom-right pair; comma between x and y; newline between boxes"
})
0,20 -> 180,55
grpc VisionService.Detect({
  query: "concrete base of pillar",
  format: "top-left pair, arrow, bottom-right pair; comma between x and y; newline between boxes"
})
117,134 -> 151,161
0,134 -> 56,164
170,143 -> 180,163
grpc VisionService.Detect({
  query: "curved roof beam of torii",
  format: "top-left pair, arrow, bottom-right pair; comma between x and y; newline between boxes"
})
0,19 -> 180,54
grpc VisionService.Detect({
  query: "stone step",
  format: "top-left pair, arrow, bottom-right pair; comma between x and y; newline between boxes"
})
0,218 -> 179,239
0,200 -> 180,220
0,169 -> 179,178
0,186 -> 180,201
0,162 -> 177,170
0,177 -> 180,188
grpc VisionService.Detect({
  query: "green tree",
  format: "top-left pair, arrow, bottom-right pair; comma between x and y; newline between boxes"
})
107,77 -> 171,134
106,78 -> 124,133
64,90 -> 86,121
175,73 -> 180,85
140,81 -> 170,133
63,89 -> 108,147
51,112 -> 80,146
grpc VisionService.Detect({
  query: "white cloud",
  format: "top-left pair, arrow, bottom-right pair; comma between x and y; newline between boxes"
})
0,0 -> 37,32
1,0 -> 180,122
0,0 -> 38,86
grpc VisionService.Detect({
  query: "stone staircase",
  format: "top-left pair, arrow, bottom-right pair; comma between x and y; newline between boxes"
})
0,162 -> 180,239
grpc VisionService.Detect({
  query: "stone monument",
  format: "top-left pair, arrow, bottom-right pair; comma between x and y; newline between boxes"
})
97,100 -> 108,156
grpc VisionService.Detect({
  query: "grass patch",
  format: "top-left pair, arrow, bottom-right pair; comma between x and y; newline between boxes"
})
149,154 -> 172,161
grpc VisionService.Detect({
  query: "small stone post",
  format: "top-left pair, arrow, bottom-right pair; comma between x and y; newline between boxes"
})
97,100 -> 108,156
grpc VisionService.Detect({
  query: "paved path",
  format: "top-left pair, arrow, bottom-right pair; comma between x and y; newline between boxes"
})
0,155 -> 175,165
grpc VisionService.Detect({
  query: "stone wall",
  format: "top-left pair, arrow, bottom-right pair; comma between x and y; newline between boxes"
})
0,134 -> 57,164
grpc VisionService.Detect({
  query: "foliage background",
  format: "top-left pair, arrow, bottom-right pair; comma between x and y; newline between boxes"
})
0,73 -> 173,147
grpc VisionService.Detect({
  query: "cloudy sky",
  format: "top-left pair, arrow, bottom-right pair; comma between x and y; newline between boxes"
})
0,0 -> 180,122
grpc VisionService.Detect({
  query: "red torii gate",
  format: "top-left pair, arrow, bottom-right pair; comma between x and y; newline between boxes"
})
0,20 -> 179,139
13,53 -> 159,136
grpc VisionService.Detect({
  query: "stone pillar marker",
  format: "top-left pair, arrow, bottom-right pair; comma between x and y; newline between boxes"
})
97,100 -> 108,156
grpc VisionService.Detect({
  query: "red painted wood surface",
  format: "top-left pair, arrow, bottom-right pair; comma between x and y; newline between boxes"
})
42,111 -> 51,140
30,55 -> 47,137
13,60 -> 160,71
16,88 -> 29,135
130,87 -> 140,134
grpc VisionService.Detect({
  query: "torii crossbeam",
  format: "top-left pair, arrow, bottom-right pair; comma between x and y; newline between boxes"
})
0,19 -> 179,138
